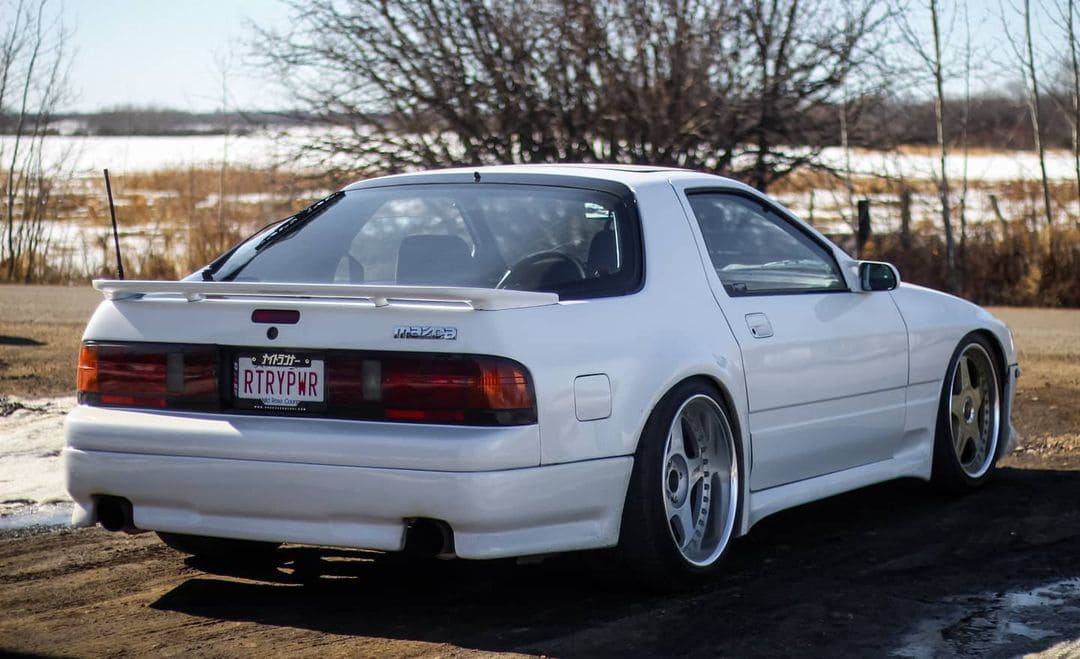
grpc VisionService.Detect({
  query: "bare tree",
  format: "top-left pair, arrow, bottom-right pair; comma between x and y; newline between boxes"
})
1002,0 -> 1054,232
252,0 -> 890,189
0,0 -> 71,282
895,0 -> 958,289
1049,0 -> 1080,218
958,1 -> 974,255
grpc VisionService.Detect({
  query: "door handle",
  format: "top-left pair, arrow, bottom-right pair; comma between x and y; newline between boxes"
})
745,312 -> 773,339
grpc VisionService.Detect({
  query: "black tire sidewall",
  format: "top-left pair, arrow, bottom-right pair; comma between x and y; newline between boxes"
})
932,333 -> 1003,490
619,379 -> 740,587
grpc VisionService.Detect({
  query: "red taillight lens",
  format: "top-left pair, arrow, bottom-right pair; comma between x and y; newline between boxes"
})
327,354 -> 536,425
381,357 -> 532,424
78,342 -> 219,410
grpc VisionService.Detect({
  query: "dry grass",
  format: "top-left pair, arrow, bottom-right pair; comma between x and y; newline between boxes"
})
36,167 -> 344,283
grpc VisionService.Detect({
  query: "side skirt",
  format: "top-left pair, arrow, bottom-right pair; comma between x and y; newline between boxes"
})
744,453 -> 930,531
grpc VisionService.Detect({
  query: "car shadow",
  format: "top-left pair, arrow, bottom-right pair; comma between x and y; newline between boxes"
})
150,467 -> 1080,656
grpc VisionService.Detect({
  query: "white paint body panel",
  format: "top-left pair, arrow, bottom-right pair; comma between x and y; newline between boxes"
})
710,291 -> 908,490
65,164 -> 1018,560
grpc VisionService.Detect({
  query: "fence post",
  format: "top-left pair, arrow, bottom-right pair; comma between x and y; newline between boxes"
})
989,194 -> 1009,237
856,199 -> 871,257
899,188 -> 912,249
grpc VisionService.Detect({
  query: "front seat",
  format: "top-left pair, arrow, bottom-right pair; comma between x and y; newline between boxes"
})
585,226 -> 618,277
396,234 -> 474,285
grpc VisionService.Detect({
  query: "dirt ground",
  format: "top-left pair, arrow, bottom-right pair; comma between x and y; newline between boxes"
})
0,286 -> 1078,657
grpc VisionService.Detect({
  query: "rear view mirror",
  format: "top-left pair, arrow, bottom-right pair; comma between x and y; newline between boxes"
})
859,261 -> 900,292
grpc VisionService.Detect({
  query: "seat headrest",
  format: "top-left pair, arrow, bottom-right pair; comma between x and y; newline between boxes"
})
396,234 -> 472,284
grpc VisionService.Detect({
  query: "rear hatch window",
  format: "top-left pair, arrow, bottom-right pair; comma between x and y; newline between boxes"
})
209,183 -> 643,300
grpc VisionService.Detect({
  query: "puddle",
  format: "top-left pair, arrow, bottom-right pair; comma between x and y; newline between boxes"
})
0,502 -> 73,532
893,578 -> 1080,658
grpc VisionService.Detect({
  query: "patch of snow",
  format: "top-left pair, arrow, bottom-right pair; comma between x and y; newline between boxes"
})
892,578 -> 1080,658
0,395 -> 75,508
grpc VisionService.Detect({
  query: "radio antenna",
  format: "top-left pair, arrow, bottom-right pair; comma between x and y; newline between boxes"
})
103,168 -> 125,280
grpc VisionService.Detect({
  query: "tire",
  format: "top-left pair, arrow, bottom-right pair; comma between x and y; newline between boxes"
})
619,380 -> 741,590
931,334 -> 1003,492
156,532 -> 280,564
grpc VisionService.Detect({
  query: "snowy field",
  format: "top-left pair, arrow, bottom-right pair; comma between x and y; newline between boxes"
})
4,131 -> 1078,181
0,128 -> 337,174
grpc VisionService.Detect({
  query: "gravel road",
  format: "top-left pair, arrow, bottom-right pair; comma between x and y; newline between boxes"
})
2,464 -> 1078,657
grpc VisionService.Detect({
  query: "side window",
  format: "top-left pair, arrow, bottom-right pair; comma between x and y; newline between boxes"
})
686,192 -> 847,296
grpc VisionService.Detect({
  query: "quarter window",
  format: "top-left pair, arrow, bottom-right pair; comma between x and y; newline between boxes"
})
686,193 -> 847,296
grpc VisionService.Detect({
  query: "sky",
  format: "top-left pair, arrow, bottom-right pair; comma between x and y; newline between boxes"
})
55,0 -> 1068,114
63,0 -> 291,113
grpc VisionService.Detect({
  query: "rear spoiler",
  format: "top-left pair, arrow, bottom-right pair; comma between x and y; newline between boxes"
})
92,280 -> 559,311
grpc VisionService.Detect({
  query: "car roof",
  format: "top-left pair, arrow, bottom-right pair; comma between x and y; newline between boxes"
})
342,163 -> 747,191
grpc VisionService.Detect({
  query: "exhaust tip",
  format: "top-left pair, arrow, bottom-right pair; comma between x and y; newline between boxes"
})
403,518 -> 455,558
95,495 -> 137,533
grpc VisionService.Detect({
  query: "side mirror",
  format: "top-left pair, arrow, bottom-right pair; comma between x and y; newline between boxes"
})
859,261 -> 900,292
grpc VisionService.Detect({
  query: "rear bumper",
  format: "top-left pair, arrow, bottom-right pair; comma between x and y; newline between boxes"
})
64,405 -> 540,472
64,448 -> 633,559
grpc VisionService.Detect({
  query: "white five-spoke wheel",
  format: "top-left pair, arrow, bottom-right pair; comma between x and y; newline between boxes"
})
933,335 -> 1002,490
620,381 -> 740,589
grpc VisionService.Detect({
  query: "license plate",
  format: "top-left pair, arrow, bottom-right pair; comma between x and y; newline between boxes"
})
235,351 -> 325,410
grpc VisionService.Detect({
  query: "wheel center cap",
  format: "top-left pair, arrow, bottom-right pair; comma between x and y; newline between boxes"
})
666,454 -> 689,506
963,397 -> 975,423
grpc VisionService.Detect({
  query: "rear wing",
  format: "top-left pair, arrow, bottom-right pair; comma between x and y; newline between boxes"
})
92,280 -> 559,311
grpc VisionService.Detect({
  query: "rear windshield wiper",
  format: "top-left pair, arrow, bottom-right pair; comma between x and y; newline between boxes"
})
197,191 -> 345,282
254,190 -> 345,252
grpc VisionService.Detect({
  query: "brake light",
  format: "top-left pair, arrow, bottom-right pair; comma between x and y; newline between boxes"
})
78,342 -> 219,410
378,356 -> 534,425
251,309 -> 300,324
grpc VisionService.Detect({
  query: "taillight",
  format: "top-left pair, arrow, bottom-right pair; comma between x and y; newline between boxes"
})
326,353 -> 536,425
78,342 -> 219,409
77,341 -> 535,426
379,356 -> 534,425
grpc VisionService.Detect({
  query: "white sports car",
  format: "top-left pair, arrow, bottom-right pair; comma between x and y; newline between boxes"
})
65,165 -> 1019,586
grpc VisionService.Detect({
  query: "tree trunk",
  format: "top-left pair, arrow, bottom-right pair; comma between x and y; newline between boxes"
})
1069,0 -> 1080,223
930,0 -> 957,291
1023,0 -> 1054,233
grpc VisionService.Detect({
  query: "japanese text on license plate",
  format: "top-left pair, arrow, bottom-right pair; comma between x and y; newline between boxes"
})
236,354 -> 324,407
